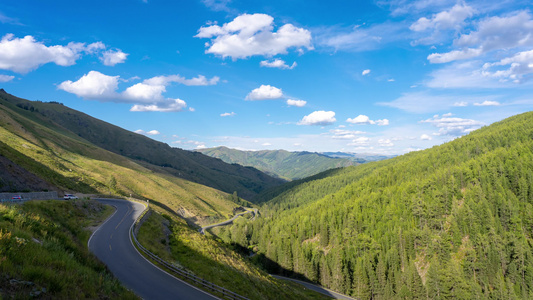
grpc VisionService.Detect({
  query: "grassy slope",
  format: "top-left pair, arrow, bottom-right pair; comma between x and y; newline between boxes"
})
225,111 -> 533,299
137,208 -> 329,300
198,146 -> 356,180
0,94 -> 241,224
0,200 -> 137,299
0,90 -> 284,200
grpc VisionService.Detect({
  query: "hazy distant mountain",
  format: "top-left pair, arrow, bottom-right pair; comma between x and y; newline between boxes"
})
197,147 -> 357,180
320,151 -> 394,162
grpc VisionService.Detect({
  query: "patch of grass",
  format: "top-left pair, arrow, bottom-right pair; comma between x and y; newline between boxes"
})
137,210 -> 329,300
0,200 -> 137,299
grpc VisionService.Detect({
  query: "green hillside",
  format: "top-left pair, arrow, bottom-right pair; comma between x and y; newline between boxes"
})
0,91 -> 258,223
222,112 -> 533,299
197,146 -> 357,180
0,90 -> 283,201
0,200 -> 136,299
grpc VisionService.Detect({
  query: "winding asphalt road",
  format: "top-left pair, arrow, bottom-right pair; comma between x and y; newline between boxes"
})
88,198 -> 219,300
200,208 -> 257,234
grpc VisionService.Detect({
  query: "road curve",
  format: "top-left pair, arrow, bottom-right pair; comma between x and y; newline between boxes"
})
200,208 -> 256,234
88,198 -> 219,300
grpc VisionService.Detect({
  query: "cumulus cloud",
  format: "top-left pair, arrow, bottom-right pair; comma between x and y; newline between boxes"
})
474,100 -> 500,106
287,99 -> 306,107
428,11 -> 533,63
245,85 -> 283,100
0,74 -> 14,82
362,69 -> 371,75
346,114 -> 389,125
260,59 -> 297,69
420,134 -> 432,140
421,115 -> 484,136
453,101 -> 468,106
410,4 -> 475,32
59,71 -> 219,112
58,71 -> 120,99
480,49 -> 533,84
101,49 -> 128,66
0,34 -> 85,73
220,112 -> 236,117
410,3 -> 475,45
0,34 -> 127,73
195,13 -> 312,59
298,110 -> 336,126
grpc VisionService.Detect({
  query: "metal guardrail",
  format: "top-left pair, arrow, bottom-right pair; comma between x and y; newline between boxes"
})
130,208 -> 249,300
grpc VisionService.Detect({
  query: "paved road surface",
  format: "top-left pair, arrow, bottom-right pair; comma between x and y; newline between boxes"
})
88,198 -> 219,300
270,275 -> 357,300
200,208 -> 256,234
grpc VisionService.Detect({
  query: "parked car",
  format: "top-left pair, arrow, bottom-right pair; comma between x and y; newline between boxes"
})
11,195 -> 22,200
64,194 -> 78,200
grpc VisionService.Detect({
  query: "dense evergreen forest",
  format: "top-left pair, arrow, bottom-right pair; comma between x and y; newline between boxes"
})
220,112 -> 533,299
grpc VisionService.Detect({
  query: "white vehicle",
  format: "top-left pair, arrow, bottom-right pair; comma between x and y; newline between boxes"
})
64,194 -> 78,200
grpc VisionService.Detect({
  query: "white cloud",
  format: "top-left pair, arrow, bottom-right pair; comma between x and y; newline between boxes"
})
58,71 -> 120,99
220,112 -> 236,117
453,101 -> 468,106
195,13 -> 312,59
287,99 -> 306,107
144,74 -> 219,86
346,115 -> 389,125
347,114 -> 374,124
421,115 -> 484,136
315,22 -> 403,52
362,69 -> 371,75
123,82 -> 166,102
146,130 -> 160,135
378,138 -> 394,147
481,49 -> 533,84
196,144 -> 207,149
245,85 -> 283,100
420,134 -> 432,140
474,100 -> 500,106
330,129 -> 365,139
58,71 -> 225,112
0,34 -> 128,73
410,4 -> 475,32
376,119 -> 390,126
130,99 -> 187,112
0,74 -> 14,82
262,142 -> 272,146
348,137 -> 370,146
101,49 -> 128,66
0,34 -> 85,73
298,110 -> 336,126
201,0 -> 233,12
428,11 -> 533,63
260,59 -> 297,69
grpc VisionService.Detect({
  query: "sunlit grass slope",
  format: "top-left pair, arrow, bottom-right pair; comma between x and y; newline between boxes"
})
0,200 -> 137,299
0,93 -> 241,223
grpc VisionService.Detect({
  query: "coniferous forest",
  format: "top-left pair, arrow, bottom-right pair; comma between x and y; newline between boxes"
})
220,111 -> 533,299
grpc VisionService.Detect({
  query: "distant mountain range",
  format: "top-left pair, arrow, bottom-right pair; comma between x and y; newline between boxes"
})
197,147 -> 391,180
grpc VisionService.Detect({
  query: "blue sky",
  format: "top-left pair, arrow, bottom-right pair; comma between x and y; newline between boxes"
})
1,0 -> 532,154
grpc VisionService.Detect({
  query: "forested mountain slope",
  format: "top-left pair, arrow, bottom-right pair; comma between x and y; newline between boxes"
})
222,112 -> 533,299
197,147 -> 357,180
0,90 -> 283,200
